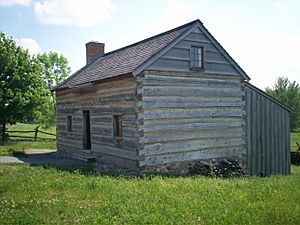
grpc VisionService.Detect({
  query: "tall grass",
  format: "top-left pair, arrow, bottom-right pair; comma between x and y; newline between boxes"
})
0,164 -> 299,224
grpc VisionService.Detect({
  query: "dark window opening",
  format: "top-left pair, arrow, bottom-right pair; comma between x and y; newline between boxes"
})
113,115 -> 123,138
67,115 -> 72,132
191,46 -> 204,69
83,110 -> 91,150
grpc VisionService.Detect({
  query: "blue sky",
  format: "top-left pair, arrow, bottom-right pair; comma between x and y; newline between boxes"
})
0,0 -> 299,89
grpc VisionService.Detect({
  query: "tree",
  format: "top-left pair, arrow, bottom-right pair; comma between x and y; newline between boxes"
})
266,77 -> 300,130
34,52 -> 71,127
0,32 -> 47,141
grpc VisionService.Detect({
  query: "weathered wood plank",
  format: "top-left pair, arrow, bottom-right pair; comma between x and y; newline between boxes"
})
143,121 -> 244,133
92,143 -> 137,160
144,70 -> 241,79
143,86 -> 242,97
145,146 -> 246,166
91,134 -> 139,149
143,108 -> 243,120
142,74 -> 240,87
144,137 -> 243,155
143,96 -> 243,108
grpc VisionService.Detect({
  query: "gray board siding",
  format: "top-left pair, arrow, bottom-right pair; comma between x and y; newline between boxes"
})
148,27 -> 240,76
56,76 -> 139,169
139,70 -> 246,167
245,84 -> 291,176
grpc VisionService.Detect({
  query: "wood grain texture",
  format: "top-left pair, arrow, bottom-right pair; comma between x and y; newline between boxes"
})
140,70 -> 245,166
56,76 -> 139,169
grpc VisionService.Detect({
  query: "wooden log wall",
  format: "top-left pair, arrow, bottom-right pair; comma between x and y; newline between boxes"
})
138,70 -> 246,167
56,76 -> 139,169
245,83 -> 291,176
139,25 -> 247,167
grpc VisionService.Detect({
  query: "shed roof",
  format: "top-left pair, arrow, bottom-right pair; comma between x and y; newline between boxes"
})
54,19 -> 250,90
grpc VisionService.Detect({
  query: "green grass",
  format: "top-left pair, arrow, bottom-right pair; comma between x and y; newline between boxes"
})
291,132 -> 300,151
0,123 -> 56,156
0,164 -> 299,224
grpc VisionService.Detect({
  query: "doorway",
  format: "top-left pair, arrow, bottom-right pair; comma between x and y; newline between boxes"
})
83,110 -> 91,150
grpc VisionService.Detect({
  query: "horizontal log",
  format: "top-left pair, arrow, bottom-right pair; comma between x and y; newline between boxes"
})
92,143 -> 137,160
144,146 -> 246,165
91,116 -> 112,124
56,131 -> 82,139
144,137 -> 243,155
92,106 -> 137,114
144,127 -> 243,144
143,96 -> 243,108
144,70 -> 241,79
143,108 -> 243,119
142,75 -> 240,88
144,116 -> 243,127
143,121 -> 244,133
143,86 -> 242,97
91,134 -> 139,149
91,151 -> 138,170
57,138 -> 82,149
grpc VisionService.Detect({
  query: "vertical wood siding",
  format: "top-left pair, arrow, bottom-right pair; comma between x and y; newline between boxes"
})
245,84 -> 291,175
56,76 -> 139,169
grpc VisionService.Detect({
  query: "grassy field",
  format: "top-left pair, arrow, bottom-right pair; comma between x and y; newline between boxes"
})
0,164 -> 299,224
291,131 -> 300,151
0,123 -> 56,156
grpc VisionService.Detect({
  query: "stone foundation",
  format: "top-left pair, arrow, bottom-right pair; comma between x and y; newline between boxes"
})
141,157 -> 246,177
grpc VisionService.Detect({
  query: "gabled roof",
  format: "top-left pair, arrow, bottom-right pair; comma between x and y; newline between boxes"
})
54,19 -> 250,90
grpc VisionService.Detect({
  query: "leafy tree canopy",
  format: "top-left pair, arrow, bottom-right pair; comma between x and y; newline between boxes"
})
266,77 -> 300,130
34,52 -> 71,128
37,51 -> 71,91
0,32 -> 47,140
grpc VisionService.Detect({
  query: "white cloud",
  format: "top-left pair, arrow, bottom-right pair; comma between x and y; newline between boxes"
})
34,0 -> 117,27
15,38 -> 41,55
0,0 -> 31,6
275,0 -> 284,10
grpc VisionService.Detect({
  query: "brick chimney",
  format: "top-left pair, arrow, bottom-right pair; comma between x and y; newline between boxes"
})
85,41 -> 105,65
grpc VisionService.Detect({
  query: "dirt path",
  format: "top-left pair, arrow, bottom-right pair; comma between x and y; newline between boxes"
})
0,150 -> 91,167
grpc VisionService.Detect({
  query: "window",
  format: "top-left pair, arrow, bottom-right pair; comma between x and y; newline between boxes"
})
113,115 -> 123,138
191,46 -> 204,69
67,115 -> 72,132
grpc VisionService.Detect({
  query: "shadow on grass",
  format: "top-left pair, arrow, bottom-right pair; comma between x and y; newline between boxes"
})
11,151 -> 300,180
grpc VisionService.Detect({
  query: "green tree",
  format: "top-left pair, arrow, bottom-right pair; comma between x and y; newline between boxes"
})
35,52 -> 71,127
0,32 -> 47,141
266,77 -> 300,130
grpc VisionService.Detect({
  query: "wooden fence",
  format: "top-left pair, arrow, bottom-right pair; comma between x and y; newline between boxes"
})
3,126 -> 56,141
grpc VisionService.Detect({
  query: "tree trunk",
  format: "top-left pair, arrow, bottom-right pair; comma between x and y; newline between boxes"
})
1,123 -> 6,142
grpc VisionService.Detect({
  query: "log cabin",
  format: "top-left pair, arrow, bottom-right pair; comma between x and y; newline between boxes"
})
53,19 -> 291,176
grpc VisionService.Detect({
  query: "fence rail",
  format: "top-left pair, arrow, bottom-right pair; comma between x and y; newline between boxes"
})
3,126 -> 56,142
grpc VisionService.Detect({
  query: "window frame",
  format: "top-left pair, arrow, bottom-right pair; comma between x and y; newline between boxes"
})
67,115 -> 72,132
113,114 -> 123,141
190,45 -> 205,70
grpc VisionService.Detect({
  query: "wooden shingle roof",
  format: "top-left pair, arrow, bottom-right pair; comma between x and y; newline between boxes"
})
54,20 -> 196,90
54,19 -> 251,90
